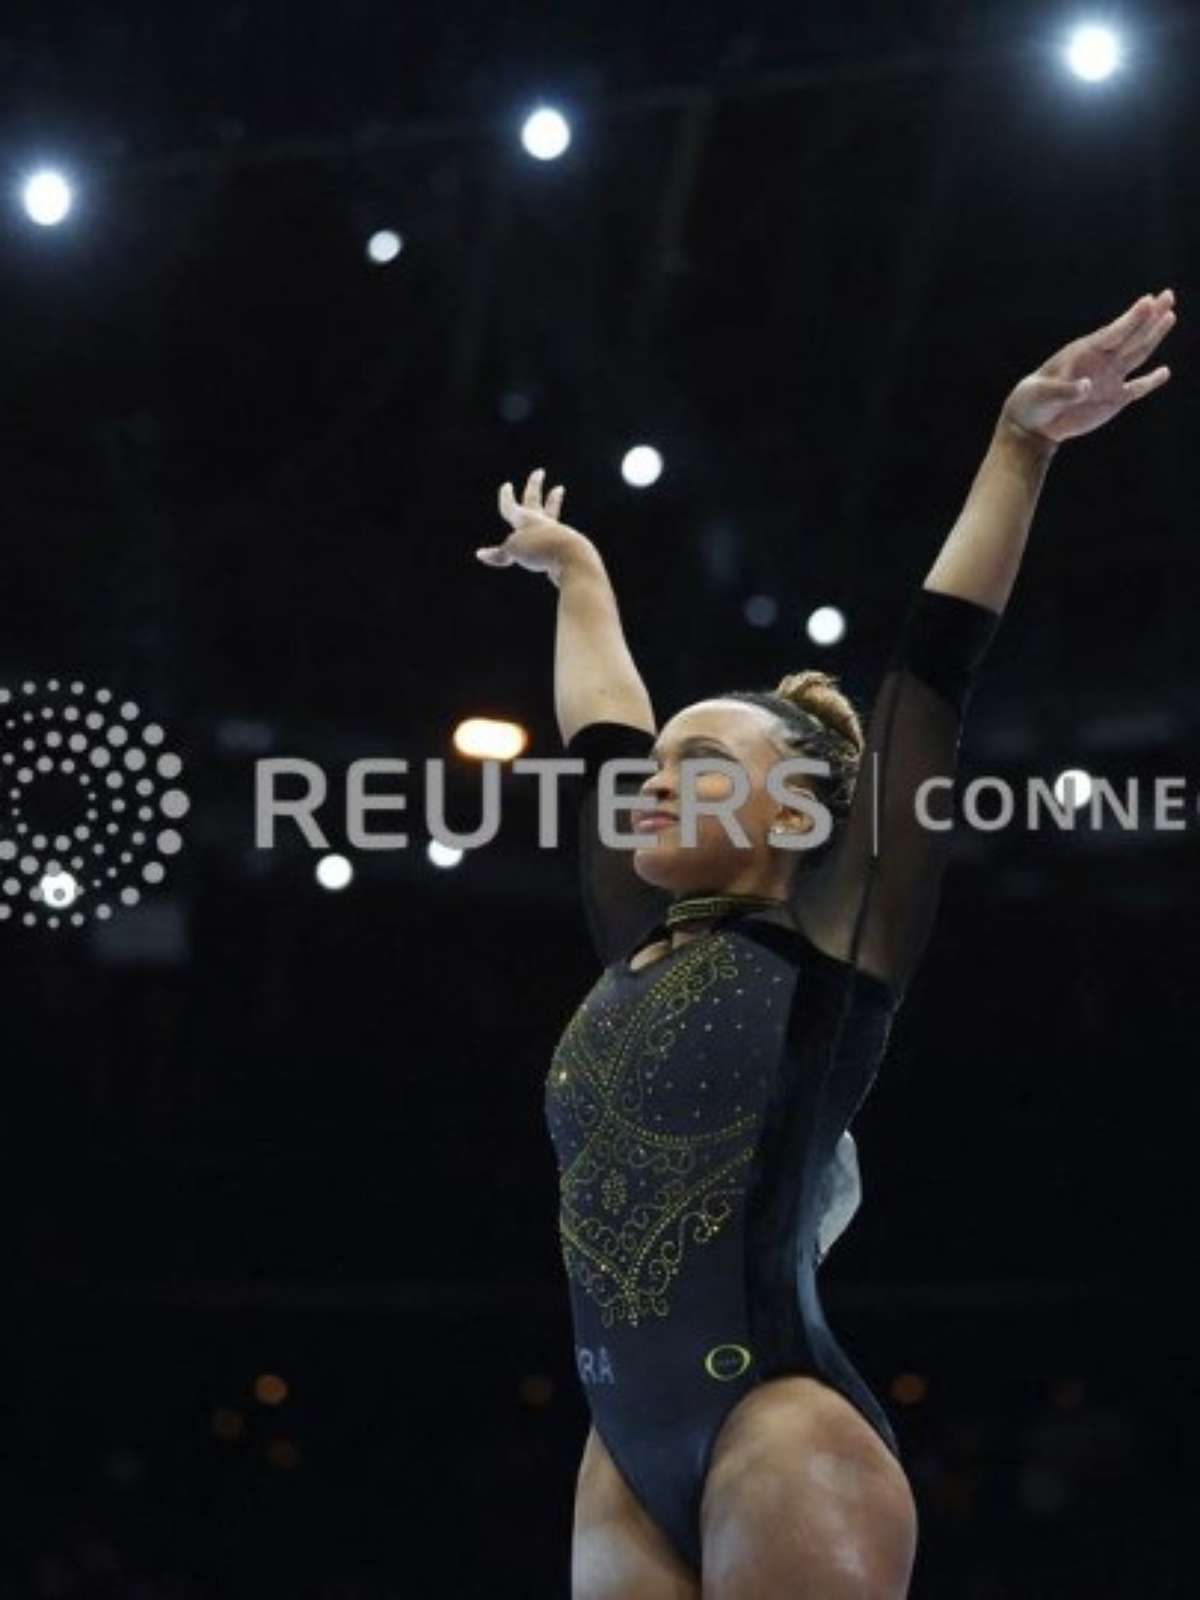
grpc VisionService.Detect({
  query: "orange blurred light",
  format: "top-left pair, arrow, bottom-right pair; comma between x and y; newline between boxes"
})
265,1437 -> 299,1469
518,1374 -> 555,1408
1051,1377 -> 1085,1410
453,717 -> 528,761
889,1372 -> 928,1405
253,1372 -> 288,1406
212,1407 -> 244,1440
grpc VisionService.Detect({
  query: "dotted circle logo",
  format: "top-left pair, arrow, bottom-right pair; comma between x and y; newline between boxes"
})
704,1344 -> 752,1382
0,678 -> 189,930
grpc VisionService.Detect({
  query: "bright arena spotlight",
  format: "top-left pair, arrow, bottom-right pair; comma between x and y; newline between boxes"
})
520,106 -> 571,161
427,840 -> 464,869
316,853 -> 354,891
1053,767 -> 1094,811
620,445 -> 663,488
366,229 -> 403,265
21,168 -> 73,226
1064,23 -> 1122,82
806,605 -> 846,646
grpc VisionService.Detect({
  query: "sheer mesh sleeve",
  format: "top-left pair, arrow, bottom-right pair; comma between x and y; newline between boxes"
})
564,721 -> 674,969
788,587 -> 1003,1000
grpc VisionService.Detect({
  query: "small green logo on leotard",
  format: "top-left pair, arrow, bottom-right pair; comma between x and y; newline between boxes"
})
704,1343 -> 752,1381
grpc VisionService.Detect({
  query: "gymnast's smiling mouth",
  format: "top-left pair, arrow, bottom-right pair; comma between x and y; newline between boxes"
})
633,809 -> 678,832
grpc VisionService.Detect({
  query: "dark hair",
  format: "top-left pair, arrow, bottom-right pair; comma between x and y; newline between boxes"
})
713,670 -> 864,870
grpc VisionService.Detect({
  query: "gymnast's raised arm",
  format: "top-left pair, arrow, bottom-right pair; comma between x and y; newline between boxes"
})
476,467 -> 654,743
791,288 -> 1177,997
474,468 -> 670,963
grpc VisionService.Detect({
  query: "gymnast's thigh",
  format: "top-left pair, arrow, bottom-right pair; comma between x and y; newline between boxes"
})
698,1376 -> 918,1600
571,1424 -> 702,1600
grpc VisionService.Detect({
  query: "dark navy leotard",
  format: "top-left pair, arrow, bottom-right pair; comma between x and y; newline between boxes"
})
544,586 -> 1001,1576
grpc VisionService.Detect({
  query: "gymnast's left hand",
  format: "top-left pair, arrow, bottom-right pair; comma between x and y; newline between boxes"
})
1001,288 -> 1176,445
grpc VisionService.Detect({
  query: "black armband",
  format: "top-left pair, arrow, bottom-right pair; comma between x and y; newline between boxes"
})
893,587 -> 1003,716
563,721 -> 656,793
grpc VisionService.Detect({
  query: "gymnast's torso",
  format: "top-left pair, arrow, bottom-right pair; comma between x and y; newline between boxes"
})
543,903 -> 902,1573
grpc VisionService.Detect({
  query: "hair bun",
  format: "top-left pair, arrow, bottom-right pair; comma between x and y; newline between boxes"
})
773,669 -> 864,755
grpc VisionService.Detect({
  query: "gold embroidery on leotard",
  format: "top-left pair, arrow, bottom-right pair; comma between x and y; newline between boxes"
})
546,933 -> 765,1329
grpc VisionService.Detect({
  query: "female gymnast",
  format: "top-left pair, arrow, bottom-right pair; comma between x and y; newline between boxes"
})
475,288 -> 1175,1598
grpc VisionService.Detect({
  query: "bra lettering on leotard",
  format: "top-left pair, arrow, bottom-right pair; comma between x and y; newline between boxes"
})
576,1345 -> 616,1385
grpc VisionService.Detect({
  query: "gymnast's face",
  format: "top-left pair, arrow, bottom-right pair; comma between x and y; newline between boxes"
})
630,699 -> 815,897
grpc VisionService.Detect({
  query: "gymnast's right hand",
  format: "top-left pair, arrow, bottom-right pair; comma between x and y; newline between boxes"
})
475,467 -> 594,587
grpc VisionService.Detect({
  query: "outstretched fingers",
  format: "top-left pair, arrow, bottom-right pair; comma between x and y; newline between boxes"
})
1117,305 -> 1176,375
1093,292 -> 1158,352
499,469 -> 565,528
499,477 -> 537,530
522,466 -> 547,509
1122,364 -> 1171,404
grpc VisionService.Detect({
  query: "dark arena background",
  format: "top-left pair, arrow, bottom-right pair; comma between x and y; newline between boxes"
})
3,5 -> 1198,1597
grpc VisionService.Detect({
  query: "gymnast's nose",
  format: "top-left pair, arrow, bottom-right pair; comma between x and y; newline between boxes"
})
639,765 -> 676,811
